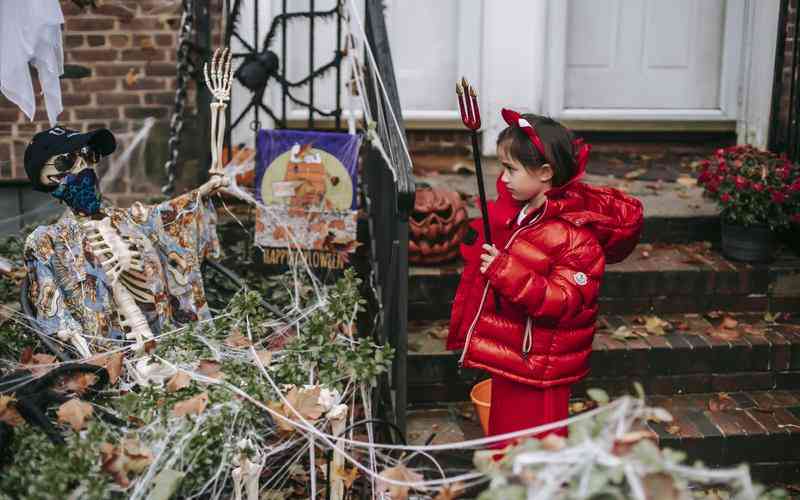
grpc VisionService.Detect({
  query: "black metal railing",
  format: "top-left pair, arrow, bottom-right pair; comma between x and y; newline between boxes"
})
769,0 -> 797,158
362,0 -> 415,433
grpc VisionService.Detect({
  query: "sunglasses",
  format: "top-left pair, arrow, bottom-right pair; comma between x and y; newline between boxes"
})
44,147 -> 102,184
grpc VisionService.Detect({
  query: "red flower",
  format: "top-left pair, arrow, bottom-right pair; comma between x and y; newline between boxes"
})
771,189 -> 787,204
717,162 -> 728,175
720,192 -> 732,203
777,166 -> 791,181
700,159 -> 711,169
734,175 -> 749,191
698,170 -> 712,184
753,182 -> 765,192
790,180 -> 800,192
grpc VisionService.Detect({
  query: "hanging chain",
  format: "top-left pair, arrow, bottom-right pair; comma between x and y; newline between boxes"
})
162,0 -> 195,195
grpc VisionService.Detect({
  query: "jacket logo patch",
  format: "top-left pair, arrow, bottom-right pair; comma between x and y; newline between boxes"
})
574,272 -> 588,286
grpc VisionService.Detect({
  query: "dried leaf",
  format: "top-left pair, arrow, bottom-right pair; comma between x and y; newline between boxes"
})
645,316 -> 670,336
143,339 -> 157,354
334,466 -> 360,489
224,329 -> 251,348
172,392 -> 208,417
708,393 -> 737,412
196,359 -> 222,379
0,395 -> 23,426
267,401 -> 296,432
166,370 -> 191,393
666,424 -> 681,435
254,350 -> 273,366
26,353 -> 56,377
101,438 -> 154,487
57,398 -> 93,431
611,325 -> 638,341
286,386 -> 325,420
61,372 -> 98,395
707,327 -> 741,341
434,482 -> 465,500
612,430 -> 657,456
377,464 -> 423,500
624,168 -> 647,179
643,472 -> 680,500
19,346 -> 33,364
125,68 -> 140,86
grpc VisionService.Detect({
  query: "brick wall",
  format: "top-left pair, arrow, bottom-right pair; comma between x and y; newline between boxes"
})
770,0 -> 797,154
0,0 -> 222,186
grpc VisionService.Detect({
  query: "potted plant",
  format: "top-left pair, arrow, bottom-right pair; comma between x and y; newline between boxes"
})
697,145 -> 800,262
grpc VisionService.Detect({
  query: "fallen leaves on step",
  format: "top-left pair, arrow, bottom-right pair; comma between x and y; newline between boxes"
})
625,168 -> 647,180
166,370 -> 191,393
708,393 -> 737,412
0,395 -> 23,426
57,398 -> 93,431
611,325 -> 639,341
377,464 -> 423,500
172,392 -> 208,417
707,315 -> 741,341
100,438 -> 154,487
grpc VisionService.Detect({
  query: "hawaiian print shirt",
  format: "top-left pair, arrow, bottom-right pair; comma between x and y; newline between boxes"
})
24,191 -> 220,353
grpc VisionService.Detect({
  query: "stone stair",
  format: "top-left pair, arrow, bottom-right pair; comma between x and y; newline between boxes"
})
405,158 -> 800,484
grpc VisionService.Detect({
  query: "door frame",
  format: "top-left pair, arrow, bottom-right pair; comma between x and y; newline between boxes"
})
543,0 -> 747,122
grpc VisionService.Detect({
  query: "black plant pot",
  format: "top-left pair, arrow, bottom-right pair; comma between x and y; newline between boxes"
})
721,220 -> 774,263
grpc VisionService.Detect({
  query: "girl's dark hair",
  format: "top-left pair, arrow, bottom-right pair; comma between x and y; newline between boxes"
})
496,113 -> 577,187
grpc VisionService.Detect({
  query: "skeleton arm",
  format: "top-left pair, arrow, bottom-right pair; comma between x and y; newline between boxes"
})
204,47 -> 232,178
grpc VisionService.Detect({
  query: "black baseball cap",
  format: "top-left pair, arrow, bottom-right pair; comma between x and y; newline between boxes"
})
24,126 -> 116,192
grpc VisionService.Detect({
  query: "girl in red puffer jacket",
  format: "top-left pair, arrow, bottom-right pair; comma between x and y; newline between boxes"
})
447,109 -> 643,444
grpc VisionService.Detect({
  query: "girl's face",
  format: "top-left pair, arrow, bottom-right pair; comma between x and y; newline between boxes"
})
498,141 -> 553,203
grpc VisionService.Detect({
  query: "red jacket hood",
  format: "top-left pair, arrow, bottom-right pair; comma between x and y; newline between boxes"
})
489,155 -> 643,264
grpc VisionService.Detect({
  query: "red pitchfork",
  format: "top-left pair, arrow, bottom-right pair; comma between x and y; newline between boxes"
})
457,77 -> 500,309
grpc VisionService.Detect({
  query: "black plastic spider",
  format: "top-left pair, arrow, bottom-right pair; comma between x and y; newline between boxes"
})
226,0 -> 344,129
0,363 -> 120,457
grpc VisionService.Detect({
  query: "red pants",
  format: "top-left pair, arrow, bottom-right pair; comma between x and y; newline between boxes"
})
488,375 -> 570,448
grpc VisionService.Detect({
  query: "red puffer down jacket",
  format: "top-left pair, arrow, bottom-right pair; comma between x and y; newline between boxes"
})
447,167 -> 643,388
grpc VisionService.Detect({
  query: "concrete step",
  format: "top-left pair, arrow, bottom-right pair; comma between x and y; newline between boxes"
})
405,390 -> 800,485
409,243 -> 800,320
406,312 -> 800,406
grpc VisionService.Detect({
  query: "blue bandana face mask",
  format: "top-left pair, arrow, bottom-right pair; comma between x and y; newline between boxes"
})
51,168 -> 102,216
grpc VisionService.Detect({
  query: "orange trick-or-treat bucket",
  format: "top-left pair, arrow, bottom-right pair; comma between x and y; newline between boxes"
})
470,379 -> 492,435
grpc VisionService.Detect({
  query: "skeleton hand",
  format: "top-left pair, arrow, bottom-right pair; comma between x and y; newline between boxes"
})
196,173 -> 231,198
204,47 -> 233,177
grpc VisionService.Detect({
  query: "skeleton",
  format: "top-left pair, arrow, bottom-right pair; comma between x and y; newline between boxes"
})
204,47 -> 233,177
81,216 -> 155,349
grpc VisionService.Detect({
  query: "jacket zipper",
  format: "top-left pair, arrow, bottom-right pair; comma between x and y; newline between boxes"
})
458,200 -> 548,366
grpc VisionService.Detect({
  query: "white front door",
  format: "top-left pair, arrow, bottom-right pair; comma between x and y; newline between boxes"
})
546,0 -> 745,121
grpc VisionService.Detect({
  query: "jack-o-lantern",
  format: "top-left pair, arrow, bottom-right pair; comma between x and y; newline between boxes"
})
408,187 -> 468,264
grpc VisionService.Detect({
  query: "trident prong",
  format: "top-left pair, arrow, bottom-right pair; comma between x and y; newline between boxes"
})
458,76 -> 481,130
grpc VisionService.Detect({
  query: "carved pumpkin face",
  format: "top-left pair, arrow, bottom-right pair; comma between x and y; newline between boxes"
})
408,188 -> 468,265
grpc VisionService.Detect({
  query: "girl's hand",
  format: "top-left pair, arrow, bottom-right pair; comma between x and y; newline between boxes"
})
480,244 -> 500,274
